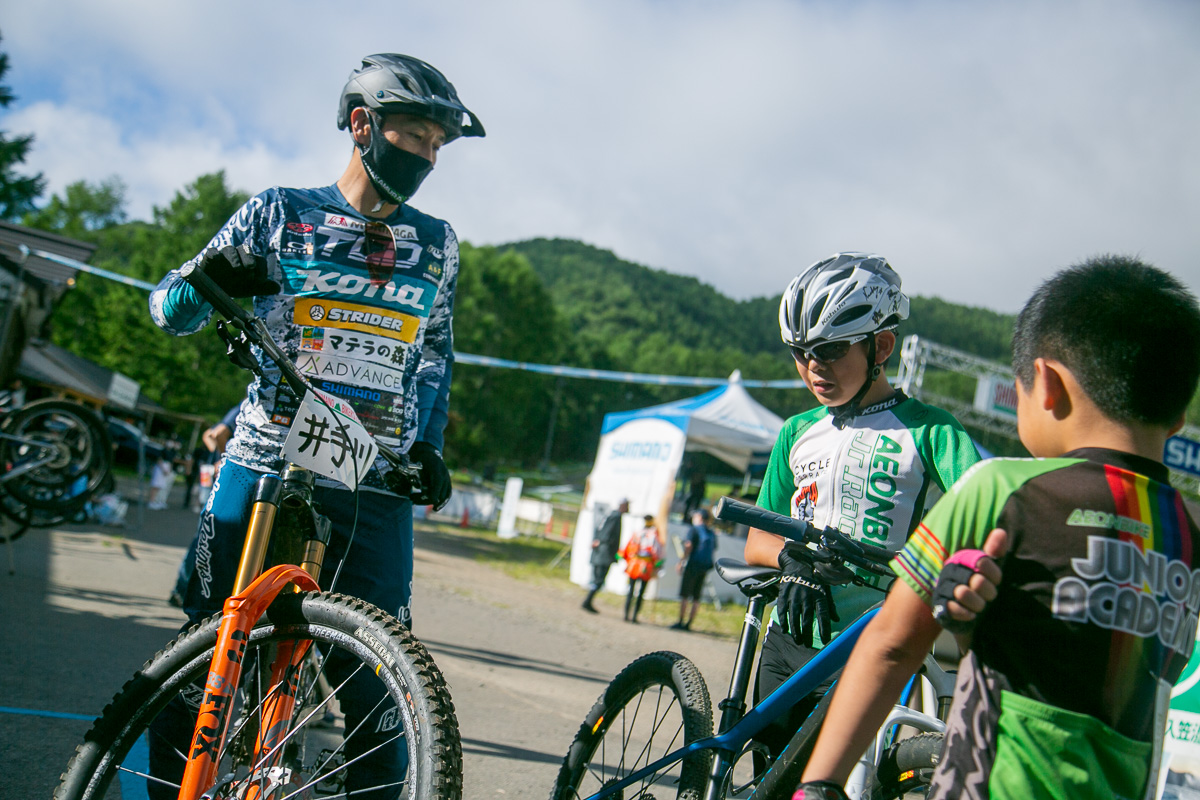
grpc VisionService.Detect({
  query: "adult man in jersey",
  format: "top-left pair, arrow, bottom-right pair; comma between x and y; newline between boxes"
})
148,54 -> 483,798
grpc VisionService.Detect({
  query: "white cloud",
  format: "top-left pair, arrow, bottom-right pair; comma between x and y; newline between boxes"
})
4,0 -> 1199,310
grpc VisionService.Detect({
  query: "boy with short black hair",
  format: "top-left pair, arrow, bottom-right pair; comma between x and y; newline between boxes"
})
796,255 -> 1200,800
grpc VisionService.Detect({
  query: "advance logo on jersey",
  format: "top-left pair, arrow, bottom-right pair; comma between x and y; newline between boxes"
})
295,297 -> 420,343
297,353 -> 405,393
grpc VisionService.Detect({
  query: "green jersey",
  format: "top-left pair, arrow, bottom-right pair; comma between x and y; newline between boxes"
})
893,449 -> 1200,800
756,391 -> 980,634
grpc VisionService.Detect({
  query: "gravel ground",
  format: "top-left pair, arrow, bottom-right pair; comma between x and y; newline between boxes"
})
0,487 -> 737,799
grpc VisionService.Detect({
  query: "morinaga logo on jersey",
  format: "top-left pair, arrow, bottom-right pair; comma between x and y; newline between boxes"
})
323,215 -> 417,241
1053,535 -> 1200,651
292,268 -> 430,313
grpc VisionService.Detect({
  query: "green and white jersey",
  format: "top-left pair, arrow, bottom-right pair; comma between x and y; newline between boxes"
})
756,391 -> 980,633
893,449 -> 1200,800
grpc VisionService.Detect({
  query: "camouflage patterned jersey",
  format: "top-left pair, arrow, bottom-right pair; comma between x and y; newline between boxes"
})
893,449 -> 1200,800
150,184 -> 457,492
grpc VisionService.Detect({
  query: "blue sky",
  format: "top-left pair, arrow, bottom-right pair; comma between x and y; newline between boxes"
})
3,0 -> 1198,311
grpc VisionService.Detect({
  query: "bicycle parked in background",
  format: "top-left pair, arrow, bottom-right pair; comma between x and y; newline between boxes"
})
55,265 -> 462,800
550,497 -> 954,800
0,395 -> 113,541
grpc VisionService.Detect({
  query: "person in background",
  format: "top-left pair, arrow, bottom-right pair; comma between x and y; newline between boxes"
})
682,464 -> 707,519
583,498 -> 629,613
622,514 -> 662,623
146,450 -> 175,510
672,508 -> 716,630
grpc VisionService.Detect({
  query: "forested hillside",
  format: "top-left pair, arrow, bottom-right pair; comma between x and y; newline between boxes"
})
34,179 -> 1198,471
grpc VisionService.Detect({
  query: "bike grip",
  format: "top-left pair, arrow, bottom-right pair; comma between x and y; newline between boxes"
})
713,497 -> 811,541
180,262 -> 253,325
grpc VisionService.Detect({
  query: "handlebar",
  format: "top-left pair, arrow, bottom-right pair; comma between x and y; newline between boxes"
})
712,496 -> 894,579
179,263 -> 419,488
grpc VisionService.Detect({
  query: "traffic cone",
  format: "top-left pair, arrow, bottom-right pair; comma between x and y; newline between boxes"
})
460,507 -> 470,528
545,517 -> 554,535
562,521 -> 570,538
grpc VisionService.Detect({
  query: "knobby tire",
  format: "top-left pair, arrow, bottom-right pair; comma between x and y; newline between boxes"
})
55,591 -> 462,800
551,650 -> 713,800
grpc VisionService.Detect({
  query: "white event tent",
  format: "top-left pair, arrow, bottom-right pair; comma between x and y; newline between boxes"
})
571,371 -> 786,603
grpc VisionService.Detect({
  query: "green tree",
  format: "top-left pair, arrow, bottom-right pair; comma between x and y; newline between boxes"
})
447,244 -> 575,465
23,177 -> 127,237
0,36 -> 45,220
43,172 -> 252,418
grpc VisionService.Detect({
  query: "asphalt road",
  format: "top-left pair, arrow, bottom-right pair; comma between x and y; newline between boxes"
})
0,485 -> 734,799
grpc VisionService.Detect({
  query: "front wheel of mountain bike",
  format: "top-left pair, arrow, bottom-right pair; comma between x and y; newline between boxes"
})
551,650 -> 714,800
55,591 -> 462,800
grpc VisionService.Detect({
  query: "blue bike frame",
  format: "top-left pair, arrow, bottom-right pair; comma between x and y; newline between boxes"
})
584,607 -> 880,800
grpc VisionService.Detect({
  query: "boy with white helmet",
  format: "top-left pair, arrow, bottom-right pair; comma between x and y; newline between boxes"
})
745,252 -> 981,760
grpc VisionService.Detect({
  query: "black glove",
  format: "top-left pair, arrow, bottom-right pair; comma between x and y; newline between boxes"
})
931,549 -> 992,635
408,441 -> 452,510
197,243 -> 280,298
777,548 -> 839,647
791,780 -> 850,800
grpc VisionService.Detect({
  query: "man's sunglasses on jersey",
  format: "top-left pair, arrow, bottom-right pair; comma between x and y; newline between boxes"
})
363,220 -> 397,286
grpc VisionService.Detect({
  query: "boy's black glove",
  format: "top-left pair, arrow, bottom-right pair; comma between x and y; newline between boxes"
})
931,549 -> 991,635
197,243 -> 280,298
408,442 -> 452,510
791,780 -> 850,799
777,548 -> 839,646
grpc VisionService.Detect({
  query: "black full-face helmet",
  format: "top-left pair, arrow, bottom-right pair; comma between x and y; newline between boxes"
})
337,53 -> 485,143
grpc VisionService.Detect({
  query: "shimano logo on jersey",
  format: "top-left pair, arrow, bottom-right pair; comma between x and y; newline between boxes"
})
294,268 -> 428,310
610,441 -> 674,461
317,380 -> 383,403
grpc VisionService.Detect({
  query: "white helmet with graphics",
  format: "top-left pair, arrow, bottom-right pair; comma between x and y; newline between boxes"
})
779,252 -> 909,348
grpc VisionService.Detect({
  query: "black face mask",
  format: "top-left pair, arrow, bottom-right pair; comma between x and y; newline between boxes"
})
358,114 -> 434,205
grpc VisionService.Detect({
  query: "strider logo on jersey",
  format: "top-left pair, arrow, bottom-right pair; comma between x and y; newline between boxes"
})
294,297 -> 420,342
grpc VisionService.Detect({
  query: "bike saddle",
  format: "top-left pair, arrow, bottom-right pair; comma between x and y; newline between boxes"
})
715,558 -> 780,597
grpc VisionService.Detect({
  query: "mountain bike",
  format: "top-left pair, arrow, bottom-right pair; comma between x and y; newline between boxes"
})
0,397 -> 113,541
55,264 -> 462,800
550,497 -> 953,800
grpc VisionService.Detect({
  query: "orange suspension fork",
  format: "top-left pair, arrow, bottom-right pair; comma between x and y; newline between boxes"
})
176,470 -> 321,800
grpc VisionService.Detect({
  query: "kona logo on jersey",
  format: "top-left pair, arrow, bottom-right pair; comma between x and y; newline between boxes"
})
292,268 -> 431,314
297,353 -> 405,392
287,222 -> 314,233
1053,535 -> 1200,651
294,297 -> 420,342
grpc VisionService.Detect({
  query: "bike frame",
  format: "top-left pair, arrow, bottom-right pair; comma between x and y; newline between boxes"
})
584,603 -> 950,800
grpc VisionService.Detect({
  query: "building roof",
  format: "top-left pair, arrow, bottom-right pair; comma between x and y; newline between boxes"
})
0,220 -> 96,288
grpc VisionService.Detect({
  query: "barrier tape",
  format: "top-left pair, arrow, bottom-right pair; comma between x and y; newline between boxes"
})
27,246 -> 806,388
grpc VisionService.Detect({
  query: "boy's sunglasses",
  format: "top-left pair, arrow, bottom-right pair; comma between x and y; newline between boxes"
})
364,220 -> 397,286
789,335 -> 865,365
